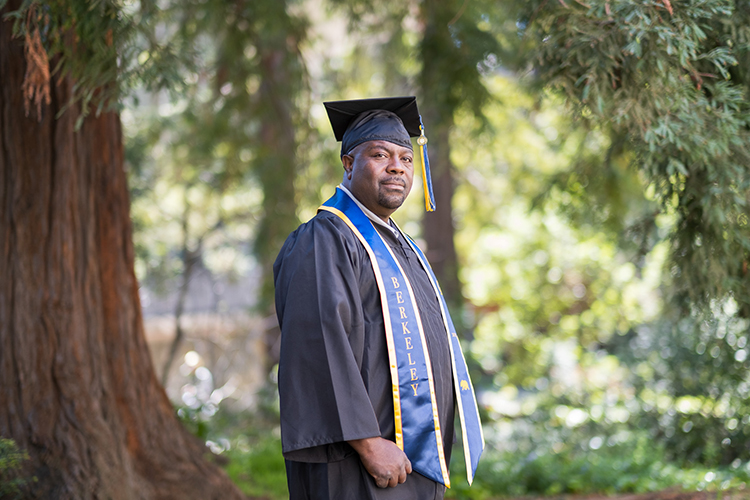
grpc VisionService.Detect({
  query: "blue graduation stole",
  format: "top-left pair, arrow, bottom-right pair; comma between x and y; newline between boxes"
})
319,188 -> 484,487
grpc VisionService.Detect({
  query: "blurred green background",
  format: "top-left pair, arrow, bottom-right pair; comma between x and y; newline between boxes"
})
28,0 -> 746,498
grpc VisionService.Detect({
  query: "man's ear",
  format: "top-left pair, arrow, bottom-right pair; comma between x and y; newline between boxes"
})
342,154 -> 354,179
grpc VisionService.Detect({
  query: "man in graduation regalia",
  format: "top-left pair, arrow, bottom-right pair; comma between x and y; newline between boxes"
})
274,97 -> 484,500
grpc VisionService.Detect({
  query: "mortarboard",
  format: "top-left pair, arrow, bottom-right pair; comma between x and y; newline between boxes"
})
323,96 -> 436,212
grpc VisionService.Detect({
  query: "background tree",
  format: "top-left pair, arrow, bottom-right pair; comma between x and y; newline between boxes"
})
127,100 -> 261,385
515,0 -> 750,312
0,1 -> 243,497
418,0 -> 499,327
151,0 -> 308,368
328,0 -> 501,333
6,0 -> 750,497
501,0 -> 750,467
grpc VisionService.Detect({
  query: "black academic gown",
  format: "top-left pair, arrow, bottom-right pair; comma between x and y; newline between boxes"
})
274,209 -> 455,500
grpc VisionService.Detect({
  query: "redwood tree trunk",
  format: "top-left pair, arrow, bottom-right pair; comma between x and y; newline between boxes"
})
253,1 -> 302,369
0,12 -> 244,500
421,112 -> 462,314
256,45 -> 299,370
419,0 -> 465,330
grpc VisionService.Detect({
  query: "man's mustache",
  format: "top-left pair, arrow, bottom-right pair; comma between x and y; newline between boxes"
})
380,177 -> 406,187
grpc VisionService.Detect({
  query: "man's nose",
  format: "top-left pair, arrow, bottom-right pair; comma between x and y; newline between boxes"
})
387,156 -> 405,174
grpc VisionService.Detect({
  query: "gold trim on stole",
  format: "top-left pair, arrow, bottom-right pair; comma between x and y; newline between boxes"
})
318,206 -> 404,449
398,224 -> 486,485
379,237 -> 451,487
320,205 -> 451,486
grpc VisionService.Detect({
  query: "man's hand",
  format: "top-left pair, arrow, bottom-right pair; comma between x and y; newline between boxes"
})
348,437 -> 412,488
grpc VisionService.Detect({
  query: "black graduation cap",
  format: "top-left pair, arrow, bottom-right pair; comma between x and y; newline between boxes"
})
323,96 -> 436,211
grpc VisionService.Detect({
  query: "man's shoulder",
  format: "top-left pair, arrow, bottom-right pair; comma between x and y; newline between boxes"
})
309,208 -> 347,226
274,209 -> 365,279
277,210 -> 359,260
293,209 -> 353,239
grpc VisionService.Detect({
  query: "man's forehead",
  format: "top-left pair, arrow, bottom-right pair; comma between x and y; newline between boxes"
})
356,140 -> 413,154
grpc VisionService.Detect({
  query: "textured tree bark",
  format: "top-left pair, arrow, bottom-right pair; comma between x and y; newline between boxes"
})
0,10 -> 245,500
253,3 -> 302,369
256,46 -> 299,370
420,113 -> 463,315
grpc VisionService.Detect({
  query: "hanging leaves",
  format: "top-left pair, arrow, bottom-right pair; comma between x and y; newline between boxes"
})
19,3 -> 50,119
518,0 -> 750,314
3,0 -> 192,121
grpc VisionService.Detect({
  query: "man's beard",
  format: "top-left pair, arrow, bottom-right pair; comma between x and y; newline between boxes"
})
378,189 -> 407,209
378,178 -> 408,209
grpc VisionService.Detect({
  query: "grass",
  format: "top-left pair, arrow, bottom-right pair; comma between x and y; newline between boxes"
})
204,412 -> 750,499
0,438 -> 36,500
223,435 -> 288,499
218,433 -> 750,499
445,434 -> 750,499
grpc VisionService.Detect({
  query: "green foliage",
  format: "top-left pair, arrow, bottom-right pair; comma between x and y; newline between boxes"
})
126,97 -> 262,299
451,75 -> 658,388
447,432 -> 750,499
224,436 -> 287,500
2,0 -> 192,122
516,0 -> 750,313
176,405 -> 212,442
174,0 -> 309,308
0,438 -> 35,499
479,0 -> 750,471
452,64 -> 750,487
170,363 -> 287,497
608,302 -> 750,466
99,0 -> 750,494
173,388 -> 287,500
126,0 -> 309,313
419,0 -> 501,120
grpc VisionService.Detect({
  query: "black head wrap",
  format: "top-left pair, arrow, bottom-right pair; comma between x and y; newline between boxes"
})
324,97 -> 421,157
340,109 -> 413,157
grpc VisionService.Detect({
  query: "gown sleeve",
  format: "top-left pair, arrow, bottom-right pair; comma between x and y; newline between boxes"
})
273,213 -> 382,463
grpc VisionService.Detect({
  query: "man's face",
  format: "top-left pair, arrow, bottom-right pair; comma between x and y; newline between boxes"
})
342,140 -> 414,220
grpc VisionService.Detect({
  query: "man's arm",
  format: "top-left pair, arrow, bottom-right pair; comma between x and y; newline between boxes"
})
275,215 -> 382,461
